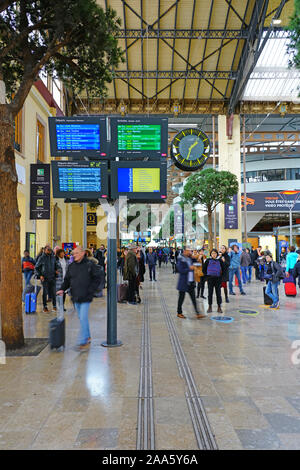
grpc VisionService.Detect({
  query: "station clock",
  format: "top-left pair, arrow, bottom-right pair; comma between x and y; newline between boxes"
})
170,128 -> 211,171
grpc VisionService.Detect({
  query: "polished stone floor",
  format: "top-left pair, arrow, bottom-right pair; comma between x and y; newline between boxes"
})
1,265 -> 300,450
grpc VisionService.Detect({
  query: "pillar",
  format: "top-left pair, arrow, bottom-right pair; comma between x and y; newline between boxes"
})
218,114 -> 242,247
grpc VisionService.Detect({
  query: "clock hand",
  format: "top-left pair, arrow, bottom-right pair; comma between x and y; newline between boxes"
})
186,140 -> 199,159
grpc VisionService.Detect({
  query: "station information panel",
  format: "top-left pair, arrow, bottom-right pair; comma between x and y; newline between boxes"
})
51,161 -> 108,199
110,117 -> 168,159
110,161 -> 167,200
49,116 -> 108,158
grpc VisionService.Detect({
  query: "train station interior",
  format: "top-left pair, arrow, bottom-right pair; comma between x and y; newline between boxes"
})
1,0 -> 300,452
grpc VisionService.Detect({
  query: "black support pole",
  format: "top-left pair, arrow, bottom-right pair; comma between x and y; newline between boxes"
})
101,206 -> 122,348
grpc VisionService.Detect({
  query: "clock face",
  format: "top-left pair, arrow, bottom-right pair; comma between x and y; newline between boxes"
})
171,128 -> 211,171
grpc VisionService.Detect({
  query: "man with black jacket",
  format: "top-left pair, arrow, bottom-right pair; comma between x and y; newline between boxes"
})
57,246 -> 102,351
35,245 -> 58,313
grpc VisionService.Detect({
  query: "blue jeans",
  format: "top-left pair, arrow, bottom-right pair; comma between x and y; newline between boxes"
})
149,265 -> 156,280
241,266 -> 249,284
248,266 -> 252,281
22,271 -> 33,301
74,302 -> 91,345
266,281 -> 279,305
229,267 -> 244,293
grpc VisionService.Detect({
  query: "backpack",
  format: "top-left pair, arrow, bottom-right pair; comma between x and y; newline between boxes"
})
207,259 -> 221,277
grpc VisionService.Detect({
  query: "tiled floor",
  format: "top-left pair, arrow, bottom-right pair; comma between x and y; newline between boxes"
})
1,265 -> 300,450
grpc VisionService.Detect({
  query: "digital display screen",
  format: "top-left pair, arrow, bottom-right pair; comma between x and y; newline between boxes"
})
110,161 -> 167,201
51,161 -> 108,199
56,124 -> 100,151
58,166 -> 101,193
117,125 -> 161,151
118,168 -> 160,193
49,116 -> 107,158
110,117 -> 168,159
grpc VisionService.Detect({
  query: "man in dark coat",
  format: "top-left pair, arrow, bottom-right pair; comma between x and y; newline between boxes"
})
123,245 -> 139,305
57,246 -> 102,350
176,247 -> 206,319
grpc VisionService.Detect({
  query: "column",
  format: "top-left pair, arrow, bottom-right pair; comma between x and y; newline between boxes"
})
218,114 -> 242,247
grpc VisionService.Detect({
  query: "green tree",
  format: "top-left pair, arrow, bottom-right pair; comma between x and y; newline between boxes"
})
288,0 -> 300,69
0,0 -> 123,349
181,168 -> 239,251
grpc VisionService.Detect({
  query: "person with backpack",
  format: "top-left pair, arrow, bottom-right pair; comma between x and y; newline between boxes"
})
228,245 -> 246,296
57,246 -> 102,351
292,255 -> 300,289
286,246 -> 298,280
202,249 -> 224,313
21,250 -> 36,302
264,252 -> 284,309
35,245 -> 58,313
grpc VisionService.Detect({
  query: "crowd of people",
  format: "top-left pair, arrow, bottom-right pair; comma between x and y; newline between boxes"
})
21,241 -> 300,350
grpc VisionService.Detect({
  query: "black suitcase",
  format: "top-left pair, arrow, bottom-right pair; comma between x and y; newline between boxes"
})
263,286 -> 273,305
49,318 -> 65,349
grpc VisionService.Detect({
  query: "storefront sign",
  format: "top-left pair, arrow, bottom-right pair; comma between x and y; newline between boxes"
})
30,164 -> 50,220
224,194 -> 238,229
87,212 -> 97,226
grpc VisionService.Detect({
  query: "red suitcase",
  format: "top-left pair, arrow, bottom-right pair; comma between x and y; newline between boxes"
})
284,282 -> 297,297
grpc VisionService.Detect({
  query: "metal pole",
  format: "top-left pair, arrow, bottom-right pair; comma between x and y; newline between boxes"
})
83,203 -> 87,248
243,114 -> 247,244
212,114 -> 216,247
101,202 -> 122,348
290,208 -> 293,246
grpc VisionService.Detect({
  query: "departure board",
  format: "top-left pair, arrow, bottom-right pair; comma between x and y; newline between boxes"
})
118,168 -> 160,193
110,161 -> 167,200
110,117 -> 168,158
56,124 -> 100,151
58,166 -> 101,192
51,161 -> 108,199
117,125 -> 161,151
49,116 -> 108,158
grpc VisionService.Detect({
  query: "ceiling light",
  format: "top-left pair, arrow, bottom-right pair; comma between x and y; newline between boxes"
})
272,19 -> 282,26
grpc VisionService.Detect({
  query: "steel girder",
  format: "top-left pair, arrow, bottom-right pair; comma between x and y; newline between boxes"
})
116,29 -> 250,39
113,70 -> 236,79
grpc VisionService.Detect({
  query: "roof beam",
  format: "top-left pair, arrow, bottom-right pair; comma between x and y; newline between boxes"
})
114,70 -> 236,79
228,0 -> 288,114
116,29 -> 250,39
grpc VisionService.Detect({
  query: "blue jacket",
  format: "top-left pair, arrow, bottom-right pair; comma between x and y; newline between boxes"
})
229,251 -> 241,270
286,252 -> 298,272
176,256 -> 194,292
146,252 -> 157,266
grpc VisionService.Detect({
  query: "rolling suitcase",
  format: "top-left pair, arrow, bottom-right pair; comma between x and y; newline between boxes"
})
49,295 -> 65,350
283,275 -> 297,297
117,283 -> 128,303
263,286 -> 273,305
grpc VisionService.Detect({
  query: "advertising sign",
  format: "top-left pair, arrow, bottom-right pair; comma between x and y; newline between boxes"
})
224,194 -> 238,229
30,164 -> 50,219
174,204 -> 184,236
242,191 -> 300,212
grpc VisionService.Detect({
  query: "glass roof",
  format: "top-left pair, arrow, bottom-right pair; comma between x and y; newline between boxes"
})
243,31 -> 300,101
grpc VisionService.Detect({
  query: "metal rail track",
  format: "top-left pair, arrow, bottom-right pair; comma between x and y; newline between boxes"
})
158,284 -> 218,450
136,294 -> 155,450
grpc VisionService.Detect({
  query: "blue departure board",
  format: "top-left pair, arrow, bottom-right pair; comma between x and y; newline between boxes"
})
56,124 -> 100,151
51,161 -> 108,199
58,167 -> 101,192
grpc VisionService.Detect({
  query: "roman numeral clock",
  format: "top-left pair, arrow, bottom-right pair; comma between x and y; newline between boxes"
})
171,128 -> 211,171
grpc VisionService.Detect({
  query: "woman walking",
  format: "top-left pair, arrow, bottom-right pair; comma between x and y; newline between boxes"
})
240,248 -> 252,284
203,249 -> 224,313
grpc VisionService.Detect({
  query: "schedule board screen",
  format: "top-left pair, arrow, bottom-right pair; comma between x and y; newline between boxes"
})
111,161 -> 167,200
110,117 -> 168,158
51,161 -> 108,199
49,116 -> 108,158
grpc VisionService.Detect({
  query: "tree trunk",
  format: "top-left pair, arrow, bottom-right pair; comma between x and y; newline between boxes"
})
207,210 -> 213,252
0,104 -> 24,349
